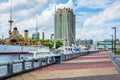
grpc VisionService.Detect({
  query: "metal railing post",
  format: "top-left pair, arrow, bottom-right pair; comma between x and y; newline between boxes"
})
46,57 -> 48,65
38,58 -> 42,67
7,61 -> 13,75
22,60 -> 25,71
31,58 -> 34,68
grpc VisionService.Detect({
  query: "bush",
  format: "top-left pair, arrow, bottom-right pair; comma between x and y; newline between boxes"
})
115,50 -> 120,55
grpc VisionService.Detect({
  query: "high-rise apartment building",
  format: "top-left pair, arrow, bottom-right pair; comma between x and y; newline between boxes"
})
32,32 -> 40,40
42,32 -> 45,40
51,34 -> 54,41
54,7 -> 75,46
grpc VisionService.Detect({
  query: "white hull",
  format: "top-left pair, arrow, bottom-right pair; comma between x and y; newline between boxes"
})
0,44 -> 43,53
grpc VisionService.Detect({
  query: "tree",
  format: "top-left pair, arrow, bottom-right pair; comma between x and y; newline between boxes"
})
39,39 -> 62,48
19,37 -> 24,41
28,38 -> 32,41
56,40 -> 62,48
0,38 -> 3,42
0,38 -> 4,44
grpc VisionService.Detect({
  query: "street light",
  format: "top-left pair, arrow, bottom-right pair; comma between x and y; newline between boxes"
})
112,27 -> 116,54
110,35 -> 113,52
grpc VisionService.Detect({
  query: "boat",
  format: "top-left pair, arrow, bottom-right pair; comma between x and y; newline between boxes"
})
0,0 -> 42,55
57,46 -> 81,54
27,46 -> 57,59
0,44 -> 44,54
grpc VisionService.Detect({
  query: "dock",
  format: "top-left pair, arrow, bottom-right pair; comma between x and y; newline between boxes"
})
6,51 -> 120,80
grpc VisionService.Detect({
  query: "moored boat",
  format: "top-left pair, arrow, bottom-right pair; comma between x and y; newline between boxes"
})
0,44 -> 43,54
24,46 -> 57,60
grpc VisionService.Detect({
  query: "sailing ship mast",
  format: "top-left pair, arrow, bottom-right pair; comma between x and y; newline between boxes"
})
8,0 -> 14,38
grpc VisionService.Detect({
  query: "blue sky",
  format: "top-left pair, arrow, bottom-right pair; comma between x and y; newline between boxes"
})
0,0 -> 120,41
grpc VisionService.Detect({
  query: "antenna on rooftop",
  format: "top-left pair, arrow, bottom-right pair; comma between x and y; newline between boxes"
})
55,5 -> 56,12
36,16 -> 38,40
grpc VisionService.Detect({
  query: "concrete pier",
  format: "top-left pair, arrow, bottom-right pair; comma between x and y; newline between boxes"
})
6,51 -> 120,80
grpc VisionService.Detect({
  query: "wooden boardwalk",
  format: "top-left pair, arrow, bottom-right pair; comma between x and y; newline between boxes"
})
6,51 -> 120,80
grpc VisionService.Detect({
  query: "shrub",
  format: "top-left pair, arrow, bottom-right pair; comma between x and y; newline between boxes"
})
115,50 -> 120,55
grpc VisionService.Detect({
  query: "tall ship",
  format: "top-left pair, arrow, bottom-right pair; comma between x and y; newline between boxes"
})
0,0 -> 41,55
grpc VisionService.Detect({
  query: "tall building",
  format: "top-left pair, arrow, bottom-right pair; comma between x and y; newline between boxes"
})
77,39 -> 93,46
51,34 -> 54,41
32,32 -> 40,40
42,32 -> 45,40
54,7 -> 75,46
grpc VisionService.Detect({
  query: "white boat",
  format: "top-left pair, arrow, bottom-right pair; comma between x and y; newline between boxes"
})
28,46 -> 56,59
58,46 -> 81,54
0,44 -> 42,54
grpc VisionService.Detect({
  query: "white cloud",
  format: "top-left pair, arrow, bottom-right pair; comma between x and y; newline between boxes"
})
0,0 -> 29,11
76,0 -> 114,9
36,0 -> 48,3
74,0 -> 120,41
56,0 -> 73,9
83,1 -> 120,26
0,1 -> 9,11
76,26 -> 114,41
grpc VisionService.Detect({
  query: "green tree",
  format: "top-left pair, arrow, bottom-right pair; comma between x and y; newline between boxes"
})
19,37 -> 24,41
28,38 -> 32,41
0,38 -> 3,43
56,40 -> 62,48
39,39 -> 62,48
0,38 -> 3,42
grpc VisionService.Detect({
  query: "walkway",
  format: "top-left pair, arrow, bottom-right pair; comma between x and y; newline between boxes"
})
7,51 -> 120,80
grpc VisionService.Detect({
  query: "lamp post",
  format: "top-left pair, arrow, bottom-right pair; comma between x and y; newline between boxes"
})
112,27 -> 116,54
110,35 -> 113,52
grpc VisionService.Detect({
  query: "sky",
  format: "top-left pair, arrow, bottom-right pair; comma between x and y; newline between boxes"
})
0,0 -> 120,42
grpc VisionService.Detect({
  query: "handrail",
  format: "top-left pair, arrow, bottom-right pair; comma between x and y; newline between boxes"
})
0,62 -> 9,66
0,51 -> 98,79
109,53 -> 120,73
